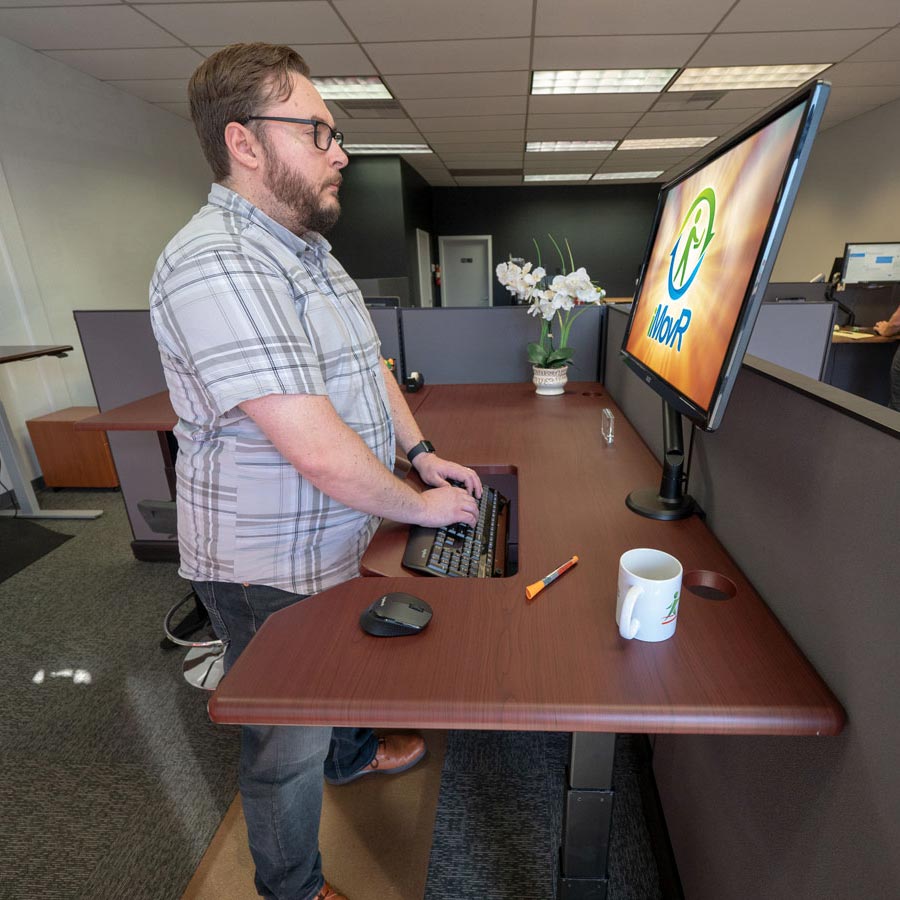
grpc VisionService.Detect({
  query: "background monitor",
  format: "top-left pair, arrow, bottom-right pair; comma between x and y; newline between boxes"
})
840,243 -> 900,285
363,296 -> 401,308
619,80 -> 830,518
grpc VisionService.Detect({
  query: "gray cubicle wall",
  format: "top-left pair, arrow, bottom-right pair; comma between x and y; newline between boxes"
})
747,300 -> 836,380
368,308 -> 402,370
75,310 -> 172,545
76,308 -> 407,552
604,304 -> 900,900
400,305 -> 604,383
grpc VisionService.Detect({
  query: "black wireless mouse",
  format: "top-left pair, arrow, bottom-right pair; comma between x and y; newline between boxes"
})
359,592 -> 433,637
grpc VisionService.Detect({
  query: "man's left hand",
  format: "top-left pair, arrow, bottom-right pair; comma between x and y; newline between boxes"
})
413,454 -> 483,499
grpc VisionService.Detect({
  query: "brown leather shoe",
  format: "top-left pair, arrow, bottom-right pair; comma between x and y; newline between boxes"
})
325,733 -> 426,785
315,883 -> 347,900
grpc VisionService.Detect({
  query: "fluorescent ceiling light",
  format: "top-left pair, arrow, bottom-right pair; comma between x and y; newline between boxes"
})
345,144 -> 432,155
311,76 -> 393,100
527,140 -> 617,152
524,174 -> 591,182
592,171 -> 664,181
618,137 -> 715,150
669,64 -> 830,92
532,69 -> 677,95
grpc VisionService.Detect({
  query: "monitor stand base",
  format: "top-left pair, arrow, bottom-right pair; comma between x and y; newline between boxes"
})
626,488 -> 695,521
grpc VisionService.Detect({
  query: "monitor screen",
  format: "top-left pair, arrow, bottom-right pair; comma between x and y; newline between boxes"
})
840,243 -> 900,284
621,81 -> 830,432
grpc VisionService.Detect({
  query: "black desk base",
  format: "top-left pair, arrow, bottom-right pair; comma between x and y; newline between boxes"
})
558,732 -> 615,899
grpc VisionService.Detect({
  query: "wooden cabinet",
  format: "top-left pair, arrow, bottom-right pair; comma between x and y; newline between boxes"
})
26,406 -> 119,488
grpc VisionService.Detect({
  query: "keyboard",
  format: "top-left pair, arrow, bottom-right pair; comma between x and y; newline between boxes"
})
402,484 -> 510,578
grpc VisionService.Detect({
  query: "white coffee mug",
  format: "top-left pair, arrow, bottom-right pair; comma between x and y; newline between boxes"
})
616,548 -> 683,642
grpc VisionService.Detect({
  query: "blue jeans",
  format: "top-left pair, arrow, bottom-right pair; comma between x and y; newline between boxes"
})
192,581 -> 378,900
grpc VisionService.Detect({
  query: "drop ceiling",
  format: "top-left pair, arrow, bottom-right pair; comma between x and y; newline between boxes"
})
0,0 -> 898,186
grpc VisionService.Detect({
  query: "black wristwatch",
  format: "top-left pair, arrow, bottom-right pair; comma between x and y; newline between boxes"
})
406,440 -> 435,464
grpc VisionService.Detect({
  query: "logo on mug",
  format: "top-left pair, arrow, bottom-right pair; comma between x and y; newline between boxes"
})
660,591 -> 680,626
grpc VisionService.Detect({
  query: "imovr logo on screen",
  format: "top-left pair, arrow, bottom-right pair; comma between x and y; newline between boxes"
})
647,188 -> 717,351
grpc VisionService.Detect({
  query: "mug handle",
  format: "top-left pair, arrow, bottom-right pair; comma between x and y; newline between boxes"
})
619,584 -> 642,640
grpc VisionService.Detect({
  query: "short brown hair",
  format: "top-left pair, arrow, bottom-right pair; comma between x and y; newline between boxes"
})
189,43 -> 311,181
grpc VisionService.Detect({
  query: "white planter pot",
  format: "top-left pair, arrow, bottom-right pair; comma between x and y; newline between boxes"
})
532,365 -> 568,396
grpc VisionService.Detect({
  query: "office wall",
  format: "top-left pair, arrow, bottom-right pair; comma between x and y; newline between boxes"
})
433,183 -> 659,302
400,160 -> 434,307
327,155 -> 408,279
0,35 -> 208,481
604,306 -> 900,900
773,97 -> 900,280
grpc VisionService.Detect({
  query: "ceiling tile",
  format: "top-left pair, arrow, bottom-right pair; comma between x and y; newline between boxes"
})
135,2 -> 352,46
0,5 -> 181,49
534,0 -> 735,36
420,130 -> 523,143
636,108 -> 754,128
411,114 -> 525,132
385,71 -> 529,99
365,38 -> 530,75
292,43 -> 377,77
527,112 -> 643,128
154,101 -> 192,119
624,124 -> 723,140
709,88 -> 794,109
429,142 -> 522,153
334,0 -> 532,42
456,176 -> 524,185
402,96 -> 527,117
528,94 -> 659,114
525,127 -> 629,140
107,79 -> 189,103
532,34 -> 705,70
333,119 -> 419,134
846,26 -> 900,62
824,60 -> 900,86
820,84 -> 900,105
440,159 -> 523,168
44,48 -> 205,81
0,0 -> 113,5
719,0 -> 899,32
690,30 -> 886,66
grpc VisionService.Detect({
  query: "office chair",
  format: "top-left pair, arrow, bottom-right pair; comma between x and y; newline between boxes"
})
137,499 -> 225,691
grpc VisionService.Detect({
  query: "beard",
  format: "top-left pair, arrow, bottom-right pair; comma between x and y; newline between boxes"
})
260,136 -> 341,235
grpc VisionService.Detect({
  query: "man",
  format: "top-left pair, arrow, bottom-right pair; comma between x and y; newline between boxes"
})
150,43 -> 482,900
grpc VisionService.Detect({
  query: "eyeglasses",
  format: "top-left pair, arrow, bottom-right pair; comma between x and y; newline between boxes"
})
242,116 -> 344,151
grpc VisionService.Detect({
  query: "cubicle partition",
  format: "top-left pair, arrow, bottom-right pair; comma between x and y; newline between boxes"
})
74,311 -> 172,547
604,304 -> 900,900
75,306 -> 604,557
400,305 -> 604,383
747,300 -> 836,380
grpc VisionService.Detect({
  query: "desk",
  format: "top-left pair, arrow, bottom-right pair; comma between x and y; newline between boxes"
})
0,345 -> 102,519
207,382 -> 844,896
826,330 -> 900,406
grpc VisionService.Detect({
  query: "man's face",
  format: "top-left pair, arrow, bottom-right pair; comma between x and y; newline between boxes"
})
253,74 -> 348,235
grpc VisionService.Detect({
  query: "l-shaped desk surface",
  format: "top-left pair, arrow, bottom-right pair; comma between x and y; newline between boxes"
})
206,382 -> 845,738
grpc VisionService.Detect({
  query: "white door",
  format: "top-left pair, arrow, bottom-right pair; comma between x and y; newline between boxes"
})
438,235 -> 493,307
416,228 -> 434,307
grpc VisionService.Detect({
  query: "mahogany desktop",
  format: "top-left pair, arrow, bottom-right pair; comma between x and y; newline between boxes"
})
204,381 -> 844,897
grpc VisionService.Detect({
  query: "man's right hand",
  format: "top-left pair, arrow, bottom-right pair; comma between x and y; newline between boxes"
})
417,484 -> 479,528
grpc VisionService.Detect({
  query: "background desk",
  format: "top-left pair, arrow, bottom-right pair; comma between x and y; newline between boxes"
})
208,381 -> 844,896
0,345 -> 102,519
826,330 -> 900,406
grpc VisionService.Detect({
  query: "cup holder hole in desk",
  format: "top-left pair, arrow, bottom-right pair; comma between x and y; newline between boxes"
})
684,569 -> 737,601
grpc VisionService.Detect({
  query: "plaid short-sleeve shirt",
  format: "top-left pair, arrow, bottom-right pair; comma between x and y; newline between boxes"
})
149,184 -> 395,594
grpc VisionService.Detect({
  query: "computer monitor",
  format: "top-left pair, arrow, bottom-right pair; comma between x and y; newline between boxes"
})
620,80 -> 830,519
363,296 -> 401,308
840,243 -> 900,285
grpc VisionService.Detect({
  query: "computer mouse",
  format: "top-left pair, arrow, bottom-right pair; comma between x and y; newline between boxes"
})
359,592 -> 433,637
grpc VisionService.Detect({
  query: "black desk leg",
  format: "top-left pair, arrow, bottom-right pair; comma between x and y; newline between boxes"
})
558,732 -> 615,900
